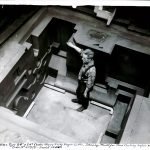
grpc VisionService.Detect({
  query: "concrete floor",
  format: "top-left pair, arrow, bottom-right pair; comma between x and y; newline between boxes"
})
27,86 -> 111,143
27,43 -> 112,143
0,107 -> 62,143
0,6 -> 149,144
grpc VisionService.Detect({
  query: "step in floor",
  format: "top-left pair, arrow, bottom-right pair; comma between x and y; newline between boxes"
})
48,54 -> 67,76
44,75 -> 56,86
101,134 -> 116,144
90,87 -> 117,107
54,73 -> 117,107
57,50 -> 67,58
55,74 -> 78,94
27,86 -> 111,143
107,101 -> 128,135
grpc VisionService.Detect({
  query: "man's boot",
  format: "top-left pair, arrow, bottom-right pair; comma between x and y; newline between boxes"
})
76,106 -> 86,112
71,99 -> 79,103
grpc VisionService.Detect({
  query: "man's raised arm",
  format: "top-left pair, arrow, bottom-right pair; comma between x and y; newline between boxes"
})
67,42 -> 82,54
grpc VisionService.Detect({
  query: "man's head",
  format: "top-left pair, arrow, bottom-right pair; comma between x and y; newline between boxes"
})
82,49 -> 94,64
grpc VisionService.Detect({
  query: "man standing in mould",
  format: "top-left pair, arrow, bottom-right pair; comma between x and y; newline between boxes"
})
67,41 -> 96,112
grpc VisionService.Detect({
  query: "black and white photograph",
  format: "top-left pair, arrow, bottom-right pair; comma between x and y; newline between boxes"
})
0,3 -> 150,146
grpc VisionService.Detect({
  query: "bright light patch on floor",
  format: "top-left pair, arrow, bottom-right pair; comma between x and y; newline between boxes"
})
27,87 -> 111,143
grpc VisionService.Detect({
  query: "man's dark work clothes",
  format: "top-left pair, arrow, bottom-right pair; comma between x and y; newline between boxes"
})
72,49 -> 96,112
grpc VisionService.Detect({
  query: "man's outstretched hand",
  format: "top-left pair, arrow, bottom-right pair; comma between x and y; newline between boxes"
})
66,41 -> 82,53
67,41 -> 75,48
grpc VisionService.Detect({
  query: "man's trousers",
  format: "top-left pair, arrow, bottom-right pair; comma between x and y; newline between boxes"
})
76,80 -> 90,109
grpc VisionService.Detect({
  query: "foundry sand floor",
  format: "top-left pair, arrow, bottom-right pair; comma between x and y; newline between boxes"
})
27,86 -> 111,143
